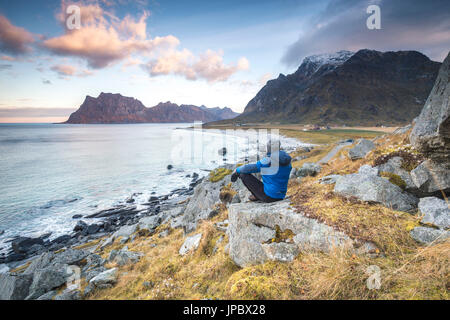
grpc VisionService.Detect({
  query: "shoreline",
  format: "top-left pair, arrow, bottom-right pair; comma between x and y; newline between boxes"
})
0,130 -> 306,271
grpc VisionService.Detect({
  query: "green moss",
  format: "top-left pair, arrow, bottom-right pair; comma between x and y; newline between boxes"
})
209,168 -> 232,182
380,171 -> 407,190
229,275 -> 283,300
272,225 -> 294,243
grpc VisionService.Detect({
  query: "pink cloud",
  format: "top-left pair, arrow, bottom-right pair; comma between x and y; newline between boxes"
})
50,63 -> 94,77
0,15 -> 35,55
51,64 -> 77,76
44,2 -> 178,68
0,55 -> 16,61
144,49 -> 250,82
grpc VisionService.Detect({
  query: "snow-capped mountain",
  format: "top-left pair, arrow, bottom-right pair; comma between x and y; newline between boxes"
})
213,49 -> 441,126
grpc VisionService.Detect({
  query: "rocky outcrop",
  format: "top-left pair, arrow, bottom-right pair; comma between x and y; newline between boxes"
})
227,200 -> 373,267
176,168 -> 251,234
348,139 -> 375,160
334,165 -> 418,212
65,93 -> 239,124
410,51 -> 450,165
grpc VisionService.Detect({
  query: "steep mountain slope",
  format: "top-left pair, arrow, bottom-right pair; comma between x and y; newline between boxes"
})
65,93 -> 239,124
219,50 -> 441,126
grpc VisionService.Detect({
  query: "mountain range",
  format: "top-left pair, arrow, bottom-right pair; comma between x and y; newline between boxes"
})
64,93 -> 239,124
213,49 -> 441,126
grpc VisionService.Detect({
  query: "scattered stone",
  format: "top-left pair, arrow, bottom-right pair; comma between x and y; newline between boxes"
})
120,237 -> 129,244
0,229 -> 4,236
74,220 -> 88,232
11,237 -> 44,254
167,165 -> 173,170
410,227 -> 450,245
218,147 -> 227,156
51,235 -> 71,244
109,247 -> 142,266
179,233 -> 202,255
348,139 -> 375,160
418,197 -> 450,229
90,268 -> 118,287
86,224 -> 101,235
296,162 -> 321,177
72,214 -> 83,219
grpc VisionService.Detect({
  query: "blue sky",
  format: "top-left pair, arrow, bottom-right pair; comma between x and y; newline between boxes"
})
0,0 -> 449,122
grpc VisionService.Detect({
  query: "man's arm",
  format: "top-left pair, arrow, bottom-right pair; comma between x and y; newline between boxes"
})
236,157 -> 271,174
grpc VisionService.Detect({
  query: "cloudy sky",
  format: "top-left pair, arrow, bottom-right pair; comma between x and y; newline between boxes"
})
0,0 -> 449,122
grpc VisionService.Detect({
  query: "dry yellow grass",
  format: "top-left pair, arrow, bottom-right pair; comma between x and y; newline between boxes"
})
88,130 -> 449,300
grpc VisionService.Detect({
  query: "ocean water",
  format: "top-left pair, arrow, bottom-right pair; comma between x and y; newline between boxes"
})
0,123 -> 305,253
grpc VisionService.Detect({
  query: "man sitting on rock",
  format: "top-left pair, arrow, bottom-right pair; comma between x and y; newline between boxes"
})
231,140 -> 292,202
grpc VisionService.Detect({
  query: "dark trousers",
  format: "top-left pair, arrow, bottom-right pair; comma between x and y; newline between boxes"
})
238,173 -> 281,203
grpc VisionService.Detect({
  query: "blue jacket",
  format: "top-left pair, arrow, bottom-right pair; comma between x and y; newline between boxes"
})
236,150 -> 292,199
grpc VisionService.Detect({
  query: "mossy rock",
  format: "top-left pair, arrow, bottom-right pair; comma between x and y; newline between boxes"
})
209,168 -> 232,182
380,171 -> 407,190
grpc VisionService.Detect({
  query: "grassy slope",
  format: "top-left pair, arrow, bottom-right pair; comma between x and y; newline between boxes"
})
88,129 -> 449,300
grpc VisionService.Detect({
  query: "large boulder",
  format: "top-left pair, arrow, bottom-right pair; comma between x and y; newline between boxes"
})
348,139 -> 375,160
334,169 -> 418,212
410,51 -> 450,165
178,169 -> 247,234
410,160 -> 450,195
227,200 -> 371,267
418,197 -> 450,229
0,273 -> 33,300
